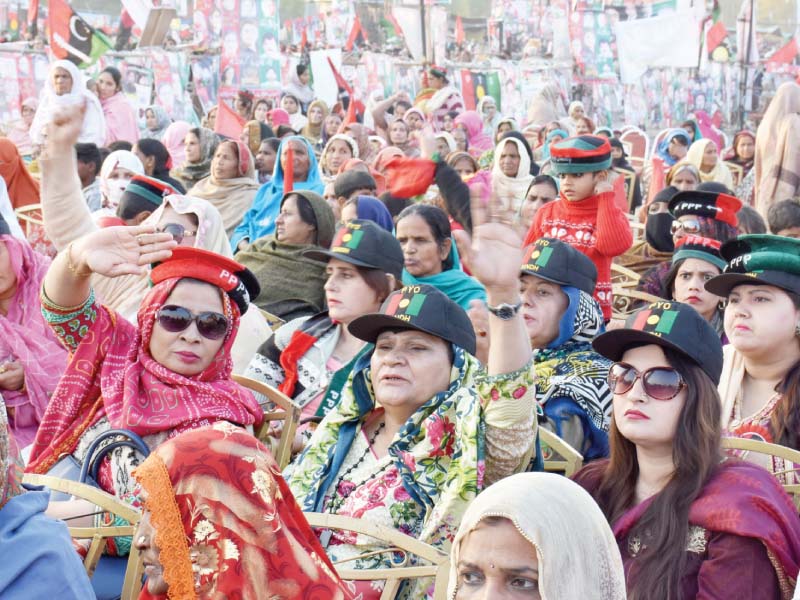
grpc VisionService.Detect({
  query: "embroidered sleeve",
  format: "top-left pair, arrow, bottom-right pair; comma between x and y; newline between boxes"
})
40,288 -> 98,352
696,532 -> 782,599
477,358 -> 537,485
243,352 -> 286,409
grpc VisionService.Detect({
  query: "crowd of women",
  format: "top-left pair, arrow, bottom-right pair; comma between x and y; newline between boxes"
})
1,58 -> 800,599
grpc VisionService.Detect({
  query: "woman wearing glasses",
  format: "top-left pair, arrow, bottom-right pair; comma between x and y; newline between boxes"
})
574,302 -> 800,600
27,233 -> 264,531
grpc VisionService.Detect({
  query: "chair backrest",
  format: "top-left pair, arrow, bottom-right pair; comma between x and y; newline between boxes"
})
720,437 -> 800,507
303,512 -> 451,600
14,203 -> 43,236
538,428 -> 584,477
22,473 -> 144,600
611,262 -> 643,289
611,287 -> 662,320
619,128 -> 649,174
259,309 -> 285,332
232,374 -> 301,470
650,128 -> 671,159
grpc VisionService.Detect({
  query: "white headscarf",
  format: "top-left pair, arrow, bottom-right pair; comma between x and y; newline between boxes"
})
491,137 -> 533,210
448,472 -> 626,600
98,150 -> 144,210
29,60 -> 106,147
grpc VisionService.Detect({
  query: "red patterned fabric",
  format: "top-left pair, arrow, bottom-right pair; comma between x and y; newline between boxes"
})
27,277 -> 263,475
133,423 -> 354,600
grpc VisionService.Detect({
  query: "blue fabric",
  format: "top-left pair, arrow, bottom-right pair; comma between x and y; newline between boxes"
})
655,128 -> 692,167
543,396 -> 609,461
0,486 -> 95,599
355,196 -> 394,232
231,136 -> 324,250
547,286 -> 581,349
402,240 -> 486,311
542,129 -> 569,162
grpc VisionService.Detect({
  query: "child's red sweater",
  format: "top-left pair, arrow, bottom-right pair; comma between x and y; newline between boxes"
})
523,190 -> 633,320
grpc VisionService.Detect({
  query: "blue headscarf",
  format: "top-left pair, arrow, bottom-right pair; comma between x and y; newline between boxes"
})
402,240 -> 486,311
354,195 -> 393,232
655,128 -> 691,167
230,136 -> 324,250
542,129 -> 569,162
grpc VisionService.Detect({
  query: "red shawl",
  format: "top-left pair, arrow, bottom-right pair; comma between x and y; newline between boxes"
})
27,278 -> 263,475
134,424 -> 353,600
576,459 -> 800,598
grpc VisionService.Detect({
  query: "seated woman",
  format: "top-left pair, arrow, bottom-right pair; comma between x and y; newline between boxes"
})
27,233 -> 264,530
188,140 -> 259,237
666,160 -> 701,192
396,204 -> 485,311
169,127 -> 218,192
448,472 -> 625,599
517,174 -> 558,235
287,215 -> 537,599
340,196 -> 394,231
471,238 -> 611,460
133,138 -> 187,194
246,220 -> 402,445
0,398 -> 94,598
707,235 -> 800,479
685,139 -> 734,190
491,137 -> 534,211
574,301 -> 800,599
235,190 -> 335,320
643,129 -> 690,204
140,105 -> 171,142
662,235 -> 726,340
0,215 -> 67,447
618,186 -> 678,278
320,135 -> 358,183
132,423 -> 353,599
94,150 -> 144,217
231,136 -> 324,251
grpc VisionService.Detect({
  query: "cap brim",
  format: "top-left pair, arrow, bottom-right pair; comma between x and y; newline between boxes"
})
592,328 -> 690,364
519,269 -> 595,296
348,313 -> 438,345
303,248 -> 384,270
705,271 -> 800,297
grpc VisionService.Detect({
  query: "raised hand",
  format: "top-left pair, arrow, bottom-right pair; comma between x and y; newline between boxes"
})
467,192 -> 523,295
75,225 -> 178,278
42,100 -> 87,156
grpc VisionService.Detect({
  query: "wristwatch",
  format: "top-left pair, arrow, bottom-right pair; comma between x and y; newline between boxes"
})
486,301 -> 522,320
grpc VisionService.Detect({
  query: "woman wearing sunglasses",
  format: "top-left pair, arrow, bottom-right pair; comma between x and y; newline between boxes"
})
245,220 -> 403,455
27,229 -> 264,531
708,235 -> 800,479
574,301 -> 800,600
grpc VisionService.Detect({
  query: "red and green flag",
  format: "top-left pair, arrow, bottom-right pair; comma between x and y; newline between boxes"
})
48,0 -> 111,67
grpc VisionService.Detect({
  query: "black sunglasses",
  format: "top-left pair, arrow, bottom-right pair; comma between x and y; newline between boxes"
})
608,362 -> 686,401
155,305 -> 229,340
156,223 -> 197,245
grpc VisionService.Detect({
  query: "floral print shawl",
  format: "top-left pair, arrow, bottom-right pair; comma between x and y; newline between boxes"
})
133,422 -> 353,600
285,347 -> 536,598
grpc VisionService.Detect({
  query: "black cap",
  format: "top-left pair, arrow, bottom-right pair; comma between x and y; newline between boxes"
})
304,220 -> 404,280
652,185 -> 679,205
520,238 -> 597,295
668,189 -> 741,227
705,234 -> 800,297
349,284 -> 477,355
592,301 -> 723,384
334,169 -> 377,199
0,212 -> 10,236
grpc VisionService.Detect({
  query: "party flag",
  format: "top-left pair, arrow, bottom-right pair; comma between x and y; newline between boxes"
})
48,0 -> 112,67
214,100 -> 245,139
768,38 -> 799,65
283,145 -> 295,194
455,16 -> 465,45
345,13 -> 368,51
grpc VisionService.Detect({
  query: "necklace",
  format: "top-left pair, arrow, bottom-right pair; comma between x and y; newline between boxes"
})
325,421 -> 386,515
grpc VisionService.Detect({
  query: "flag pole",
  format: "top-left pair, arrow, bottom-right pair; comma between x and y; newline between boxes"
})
739,0 -> 755,129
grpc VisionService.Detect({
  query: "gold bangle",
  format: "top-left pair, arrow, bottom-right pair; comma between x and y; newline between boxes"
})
66,242 -> 92,277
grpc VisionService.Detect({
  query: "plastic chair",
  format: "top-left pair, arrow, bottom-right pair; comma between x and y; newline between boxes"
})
611,262 -> 642,289
619,128 -> 650,174
720,437 -> 800,508
22,473 -> 144,600
232,374 -> 301,470
650,128 -> 671,159
303,512 -> 451,600
14,203 -> 44,237
611,287 -> 662,320
538,428 -> 584,478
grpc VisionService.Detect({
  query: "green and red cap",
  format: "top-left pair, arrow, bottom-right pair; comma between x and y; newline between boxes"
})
671,235 -> 726,270
549,135 -> 612,174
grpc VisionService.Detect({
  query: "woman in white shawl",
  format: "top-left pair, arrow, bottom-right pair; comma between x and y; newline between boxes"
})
448,472 -> 626,599
477,95 -> 502,138
30,60 -> 105,147
491,136 -> 534,210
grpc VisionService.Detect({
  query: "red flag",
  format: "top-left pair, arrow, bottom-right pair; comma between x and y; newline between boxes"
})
214,100 -> 246,139
455,16 -> 465,45
283,145 -> 295,194
28,0 -> 38,35
300,26 -> 308,49
768,38 -> 798,65
345,14 -> 367,51
706,20 -> 727,54
327,56 -> 354,113
343,99 -> 357,127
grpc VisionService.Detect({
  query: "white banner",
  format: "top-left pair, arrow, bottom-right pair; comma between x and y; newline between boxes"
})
615,12 -> 700,84
309,48 -> 343,109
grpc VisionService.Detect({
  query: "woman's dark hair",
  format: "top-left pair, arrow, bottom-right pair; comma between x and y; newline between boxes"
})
108,140 -> 133,152
737,205 -> 767,234
358,266 -> 402,302
75,143 -> 102,175
587,347 -> 722,600
254,98 -> 271,112
771,292 -> 800,448
679,120 -> 697,142
296,64 -> 308,77
446,110 -> 460,121
662,257 -> 722,303
282,193 -> 319,242
262,137 -> 281,153
380,193 -> 412,222
767,200 -> 800,235
527,174 -> 558,196
136,139 -> 172,178
500,131 -> 539,175
396,204 -> 454,270
276,125 -> 297,138
101,66 -> 122,89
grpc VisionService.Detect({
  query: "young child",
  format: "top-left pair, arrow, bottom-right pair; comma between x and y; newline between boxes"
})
524,135 -> 632,320
767,199 -> 800,238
